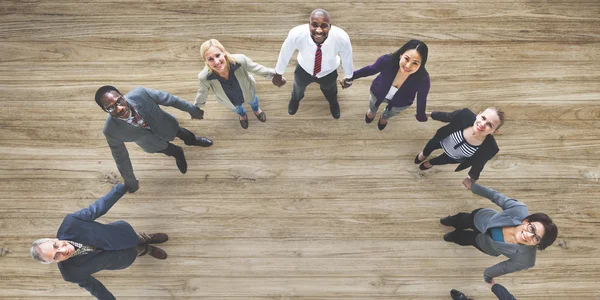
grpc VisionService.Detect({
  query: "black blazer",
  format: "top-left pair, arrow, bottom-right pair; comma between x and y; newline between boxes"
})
57,184 -> 139,300
430,108 -> 499,181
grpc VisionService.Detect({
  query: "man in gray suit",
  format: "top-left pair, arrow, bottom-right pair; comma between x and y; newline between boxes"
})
441,179 -> 558,283
95,86 -> 213,193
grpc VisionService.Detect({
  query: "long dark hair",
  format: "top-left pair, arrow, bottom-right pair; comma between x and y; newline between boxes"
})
391,39 -> 429,80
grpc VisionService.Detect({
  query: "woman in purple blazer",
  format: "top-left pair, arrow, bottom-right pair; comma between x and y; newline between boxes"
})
350,40 -> 430,130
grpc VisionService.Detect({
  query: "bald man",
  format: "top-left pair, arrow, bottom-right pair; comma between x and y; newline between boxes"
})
272,8 -> 354,119
30,183 -> 168,300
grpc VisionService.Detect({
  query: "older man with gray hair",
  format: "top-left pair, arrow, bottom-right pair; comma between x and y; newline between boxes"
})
30,183 -> 168,300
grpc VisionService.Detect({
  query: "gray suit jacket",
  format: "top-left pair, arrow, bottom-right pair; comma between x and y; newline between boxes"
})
103,87 -> 202,189
471,183 -> 536,282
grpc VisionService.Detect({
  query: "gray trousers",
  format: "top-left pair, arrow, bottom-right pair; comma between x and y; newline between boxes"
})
369,92 -> 410,120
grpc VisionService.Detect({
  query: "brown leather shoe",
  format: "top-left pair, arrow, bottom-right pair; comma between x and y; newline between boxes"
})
148,233 -> 168,244
239,114 -> 249,129
254,111 -> 266,122
147,245 -> 167,260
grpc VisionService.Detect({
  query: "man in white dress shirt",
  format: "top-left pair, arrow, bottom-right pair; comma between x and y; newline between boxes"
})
272,8 -> 354,119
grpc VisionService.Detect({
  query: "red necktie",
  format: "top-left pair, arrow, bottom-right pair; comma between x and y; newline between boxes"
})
313,44 -> 322,77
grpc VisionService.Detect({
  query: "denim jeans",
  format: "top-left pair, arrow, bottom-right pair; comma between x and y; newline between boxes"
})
234,94 -> 259,116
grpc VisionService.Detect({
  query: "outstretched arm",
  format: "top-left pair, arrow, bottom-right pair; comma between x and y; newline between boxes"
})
142,87 -> 203,119
470,182 -> 525,211
106,135 -> 138,193
72,275 -> 115,300
71,184 -> 127,221
484,257 -> 534,283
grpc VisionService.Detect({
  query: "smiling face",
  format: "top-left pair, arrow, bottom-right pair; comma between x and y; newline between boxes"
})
398,49 -> 422,75
38,239 -> 76,263
203,46 -> 228,74
473,108 -> 501,135
309,12 -> 330,44
101,90 -> 131,119
514,221 -> 546,246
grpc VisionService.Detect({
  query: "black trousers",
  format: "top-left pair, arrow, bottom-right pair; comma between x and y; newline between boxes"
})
422,137 -> 461,166
290,64 -> 338,105
446,208 -> 486,253
157,127 -> 196,157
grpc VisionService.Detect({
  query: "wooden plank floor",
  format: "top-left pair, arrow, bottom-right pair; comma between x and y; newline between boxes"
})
1,0 -> 599,299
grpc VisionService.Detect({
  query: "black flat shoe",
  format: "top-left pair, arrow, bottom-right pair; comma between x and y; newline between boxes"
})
414,154 -> 425,164
329,101 -> 340,119
450,289 -> 469,300
419,162 -> 432,170
195,137 -> 213,147
377,118 -> 387,130
239,114 -> 249,129
173,146 -> 187,174
365,113 -> 374,124
288,100 -> 300,115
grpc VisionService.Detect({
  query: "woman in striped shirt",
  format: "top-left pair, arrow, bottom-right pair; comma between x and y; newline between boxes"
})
414,107 -> 504,181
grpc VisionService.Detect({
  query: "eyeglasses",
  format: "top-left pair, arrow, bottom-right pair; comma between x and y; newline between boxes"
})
525,222 -> 542,244
104,96 -> 127,113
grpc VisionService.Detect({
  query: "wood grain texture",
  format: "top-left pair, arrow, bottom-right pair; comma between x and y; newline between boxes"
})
1,0 -> 599,299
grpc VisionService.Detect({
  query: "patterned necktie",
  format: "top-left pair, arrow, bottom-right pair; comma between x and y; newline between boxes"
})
313,44 -> 322,77
67,241 -> 97,258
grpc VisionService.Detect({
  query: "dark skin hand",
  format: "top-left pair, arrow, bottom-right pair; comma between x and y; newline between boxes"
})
272,74 -> 287,87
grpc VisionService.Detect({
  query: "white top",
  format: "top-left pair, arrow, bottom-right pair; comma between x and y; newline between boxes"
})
275,24 -> 354,79
385,86 -> 399,100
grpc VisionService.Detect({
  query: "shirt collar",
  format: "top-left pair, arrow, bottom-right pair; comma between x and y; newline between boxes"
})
207,62 -> 241,80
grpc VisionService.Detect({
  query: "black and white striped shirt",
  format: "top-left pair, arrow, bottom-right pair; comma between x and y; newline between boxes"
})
440,130 -> 479,161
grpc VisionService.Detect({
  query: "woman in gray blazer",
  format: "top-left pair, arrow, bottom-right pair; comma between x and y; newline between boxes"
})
195,39 -> 286,129
441,179 -> 558,283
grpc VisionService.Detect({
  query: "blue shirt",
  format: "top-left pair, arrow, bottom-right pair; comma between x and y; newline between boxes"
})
207,62 -> 245,106
489,227 -> 505,242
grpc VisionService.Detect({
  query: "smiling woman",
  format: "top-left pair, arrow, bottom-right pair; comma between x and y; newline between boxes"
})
350,39 -> 430,130
440,182 -> 558,283
195,39 -> 282,129
415,107 -> 505,182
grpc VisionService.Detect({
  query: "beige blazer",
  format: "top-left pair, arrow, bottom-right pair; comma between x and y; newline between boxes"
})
195,54 -> 275,110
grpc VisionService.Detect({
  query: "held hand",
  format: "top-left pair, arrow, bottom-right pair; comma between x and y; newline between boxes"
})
487,278 -> 496,289
272,74 -> 285,87
127,179 -> 140,193
462,177 -> 473,190
338,79 -> 353,89
191,108 -> 205,120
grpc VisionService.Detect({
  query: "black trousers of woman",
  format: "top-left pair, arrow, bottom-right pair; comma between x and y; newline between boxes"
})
422,137 -> 461,166
443,208 -> 486,253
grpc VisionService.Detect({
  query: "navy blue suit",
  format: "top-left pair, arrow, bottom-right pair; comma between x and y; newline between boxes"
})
57,184 -> 139,300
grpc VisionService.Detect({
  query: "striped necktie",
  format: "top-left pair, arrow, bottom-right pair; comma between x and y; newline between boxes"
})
313,44 -> 322,77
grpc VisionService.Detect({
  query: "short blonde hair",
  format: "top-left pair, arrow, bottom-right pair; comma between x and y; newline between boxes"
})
200,39 -> 236,73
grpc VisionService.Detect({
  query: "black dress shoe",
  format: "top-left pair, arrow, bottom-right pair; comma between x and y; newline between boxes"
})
450,289 -> 469,300
365,113 -> 374,124
443,231 -> 458,242
288,99 -> 300,115
239,114 -> 249,129
377,118 -> 387,130
329,101 -> 340,119
173,146 -> 187,174
440,215 -> 454,227
194,137 -> 213,147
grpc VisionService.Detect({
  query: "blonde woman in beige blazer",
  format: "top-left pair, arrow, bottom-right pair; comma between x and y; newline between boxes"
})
195,39 -> 286,129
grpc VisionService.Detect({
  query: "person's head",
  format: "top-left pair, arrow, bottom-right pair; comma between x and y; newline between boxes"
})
473,107 -> 505,135
94,85 -> 131,119
514,213 -> 558,250
391,40 -> 429,78
30,238 -> 76,264
308,9 -> 331,44
200,39 -> 236,74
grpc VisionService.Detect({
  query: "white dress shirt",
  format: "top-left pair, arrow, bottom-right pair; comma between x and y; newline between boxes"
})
275,24 -> 354,79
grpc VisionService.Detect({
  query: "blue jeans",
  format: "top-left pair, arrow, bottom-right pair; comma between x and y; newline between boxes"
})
234,94 -> 259,116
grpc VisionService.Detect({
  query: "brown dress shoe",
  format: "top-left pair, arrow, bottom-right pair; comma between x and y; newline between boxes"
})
147,245 -> 167,260
148,233 -> 168,244
254,111 -> 266,122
